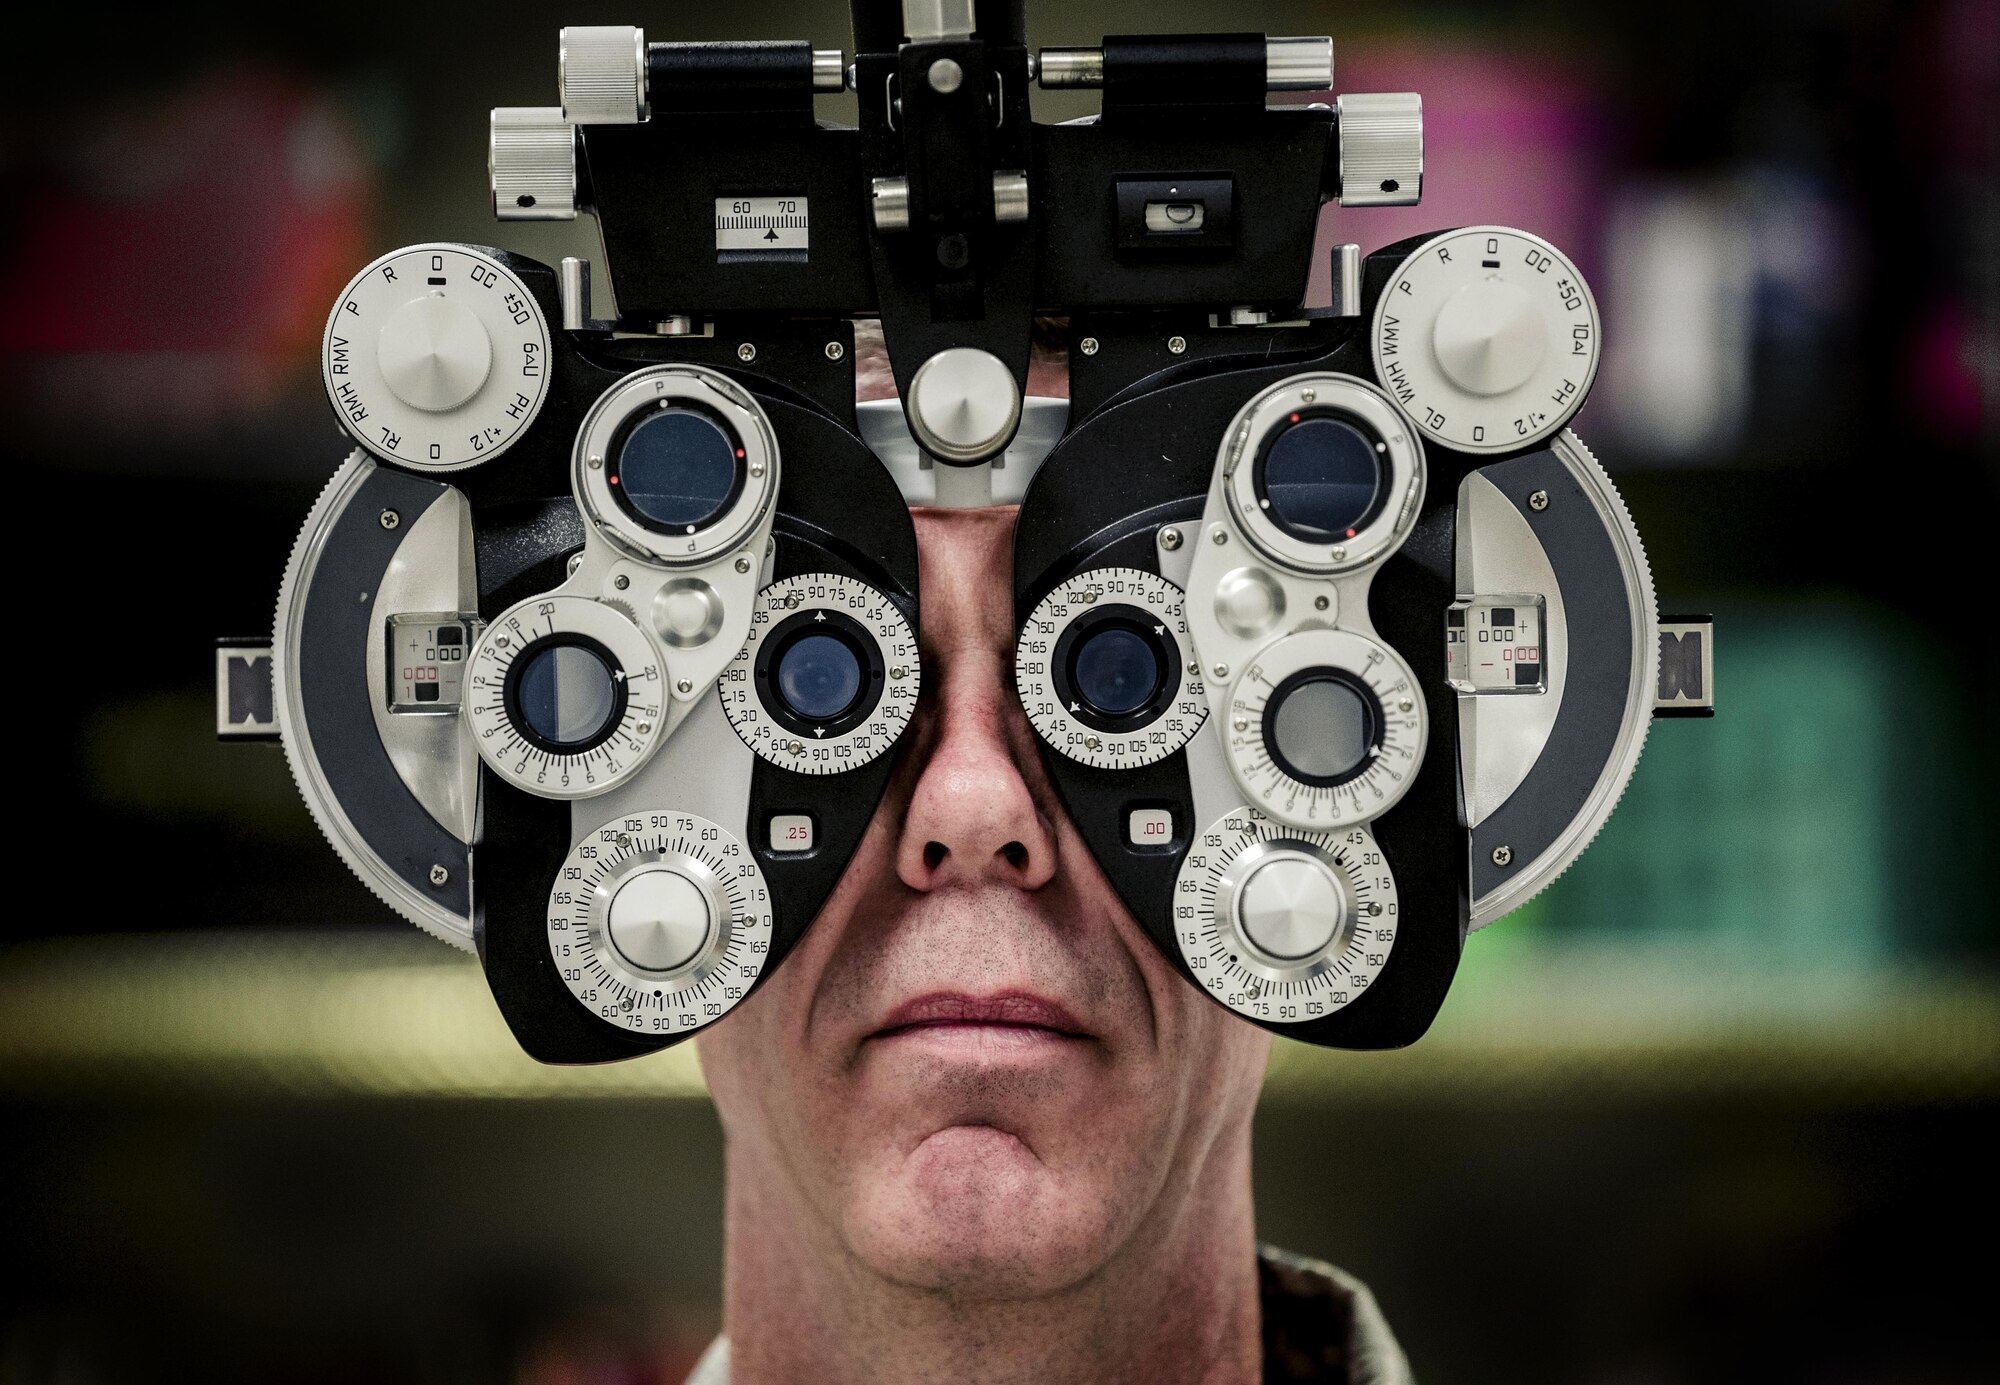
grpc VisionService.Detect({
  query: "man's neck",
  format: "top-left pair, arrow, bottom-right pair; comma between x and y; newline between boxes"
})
718,1132 -> 1264,1385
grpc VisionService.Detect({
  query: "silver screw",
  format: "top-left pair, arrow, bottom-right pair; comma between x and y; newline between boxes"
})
1301,388 -> 1318,404
1158,527 -> 1183,551
495,635 -> 511,649
1492,845 -> 1514,867
749,463 -> 765,477
636,722 -> 652,735
1314,595 -> 1330,610
1084,735 -> 1102,751
378,509 -> 400,530
1245,983 -> 1261,999
567,553 -> 585,577
1211,529 -> 1228,545
825,341 -> 845,361
1398,697 -> 1414,713
1330,545 -> 1347,562
1366,902 -> 1383,917
788,739 -> 804,754
928,57 -> 963,93
738,342 -> 758,363
616,834 -> 632,849
1079,337 -> 1100,356
734,555 -> 753,573
428,864 -> 449,886
1212,663 -> 1230,680
1166,335 -> 1188,355
676,678 -> 693,694
588,456 -> 603,470
890,665 -> 908,680
613,574 -> 630,590
1233,717 -> 1249,732
619,995 -> 634,1011
1528,489 -> 1549,512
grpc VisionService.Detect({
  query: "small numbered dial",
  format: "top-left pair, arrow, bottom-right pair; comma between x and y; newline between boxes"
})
720,573 -> 919,774
1172,808 -> 1400,1024
1017,568 -> 1209,769
322,243 -> 551,470
1370,226 -> 1600,455
465,595 -> 667,799
547,811 -> 775,1036
1222,628 -> 1427,829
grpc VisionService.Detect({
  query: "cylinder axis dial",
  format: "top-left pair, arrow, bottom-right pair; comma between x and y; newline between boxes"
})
547,810 -> 774,1037
1017,568 -> 1209,769
465,595 -> 667,798
1222,627 -> 1427,829
1172,808 -> 1400,1023
720,573 -> 919,774
322,244 -> 551,470
1370,226 -> 1600,455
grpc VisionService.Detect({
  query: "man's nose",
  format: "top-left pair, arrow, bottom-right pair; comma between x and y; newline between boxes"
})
896,651 -> 1059,892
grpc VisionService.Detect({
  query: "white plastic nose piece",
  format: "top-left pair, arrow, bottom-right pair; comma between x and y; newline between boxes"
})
376,293 -> 494,413
1431,277 -> 1545,398
906,347 -> 1022,463
607,867 -> 712,973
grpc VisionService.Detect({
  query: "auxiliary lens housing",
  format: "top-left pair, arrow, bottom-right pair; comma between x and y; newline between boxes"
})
574,366 -> 779,568
1223,376 -> 1424,577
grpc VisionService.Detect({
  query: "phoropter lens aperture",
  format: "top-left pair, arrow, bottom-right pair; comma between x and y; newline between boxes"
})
1262,668 -> 1380,787
506,635 -> 627,754
610,406 -> 745,533
1255,410 -> 1388,543
1070,625 -> 1164,719
774,633 -> 865,723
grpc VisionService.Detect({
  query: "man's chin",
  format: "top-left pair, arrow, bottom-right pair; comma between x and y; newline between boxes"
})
841,1124 -> 1120,1298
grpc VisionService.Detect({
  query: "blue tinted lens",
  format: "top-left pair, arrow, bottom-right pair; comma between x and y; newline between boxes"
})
1262,417 -> 1383,541
617,409 -> 740,529
776,634 -> 864,721
1072,626 -> 1161,717
516,642 -> 618,749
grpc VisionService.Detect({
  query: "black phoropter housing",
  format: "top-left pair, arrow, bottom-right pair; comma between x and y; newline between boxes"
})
513,2 -> 1476,1054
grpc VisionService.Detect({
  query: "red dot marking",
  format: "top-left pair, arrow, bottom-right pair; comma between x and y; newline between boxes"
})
1345,528 -> 1357,537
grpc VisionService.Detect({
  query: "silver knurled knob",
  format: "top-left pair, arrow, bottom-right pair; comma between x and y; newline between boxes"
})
561,25 -> 648,125
490,108 -> 577,221
1336,92 -> 1424,207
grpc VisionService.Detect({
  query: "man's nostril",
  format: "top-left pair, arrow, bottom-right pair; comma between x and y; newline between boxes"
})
999,841 -> 1028,869
923,841 -> 948,870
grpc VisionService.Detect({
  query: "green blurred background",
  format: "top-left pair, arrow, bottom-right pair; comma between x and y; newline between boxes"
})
2,0 -> 1993,1381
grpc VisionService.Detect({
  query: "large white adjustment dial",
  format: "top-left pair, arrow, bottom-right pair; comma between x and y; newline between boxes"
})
1222,628 -> 1427,829
1017,567 -> 1208,769
1172,807 -> 1400,1023
1370,226 -> 1600,455
465,595 -> 667,798
547,810 -> 774,1036
322,244 -> 551,470
720,573 -> 919,774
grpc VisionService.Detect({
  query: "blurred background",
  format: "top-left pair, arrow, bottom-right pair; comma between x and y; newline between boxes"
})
2,0 -> 1994,1381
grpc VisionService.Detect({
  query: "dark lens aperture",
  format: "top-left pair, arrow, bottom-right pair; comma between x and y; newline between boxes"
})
513,639 -> 622,751
1258,413 -> 1386,543
775,633 -> 865,722
1071,625 -> 1163,718
613,407 -> 742,531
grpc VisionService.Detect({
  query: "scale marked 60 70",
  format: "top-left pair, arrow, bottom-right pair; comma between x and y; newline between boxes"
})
715,196 -> 809,251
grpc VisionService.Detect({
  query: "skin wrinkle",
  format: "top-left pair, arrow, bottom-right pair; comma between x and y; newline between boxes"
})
699,504 -> 1271,1385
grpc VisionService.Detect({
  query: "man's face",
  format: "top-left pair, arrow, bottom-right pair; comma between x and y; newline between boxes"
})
699,506 -> 1270,1298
